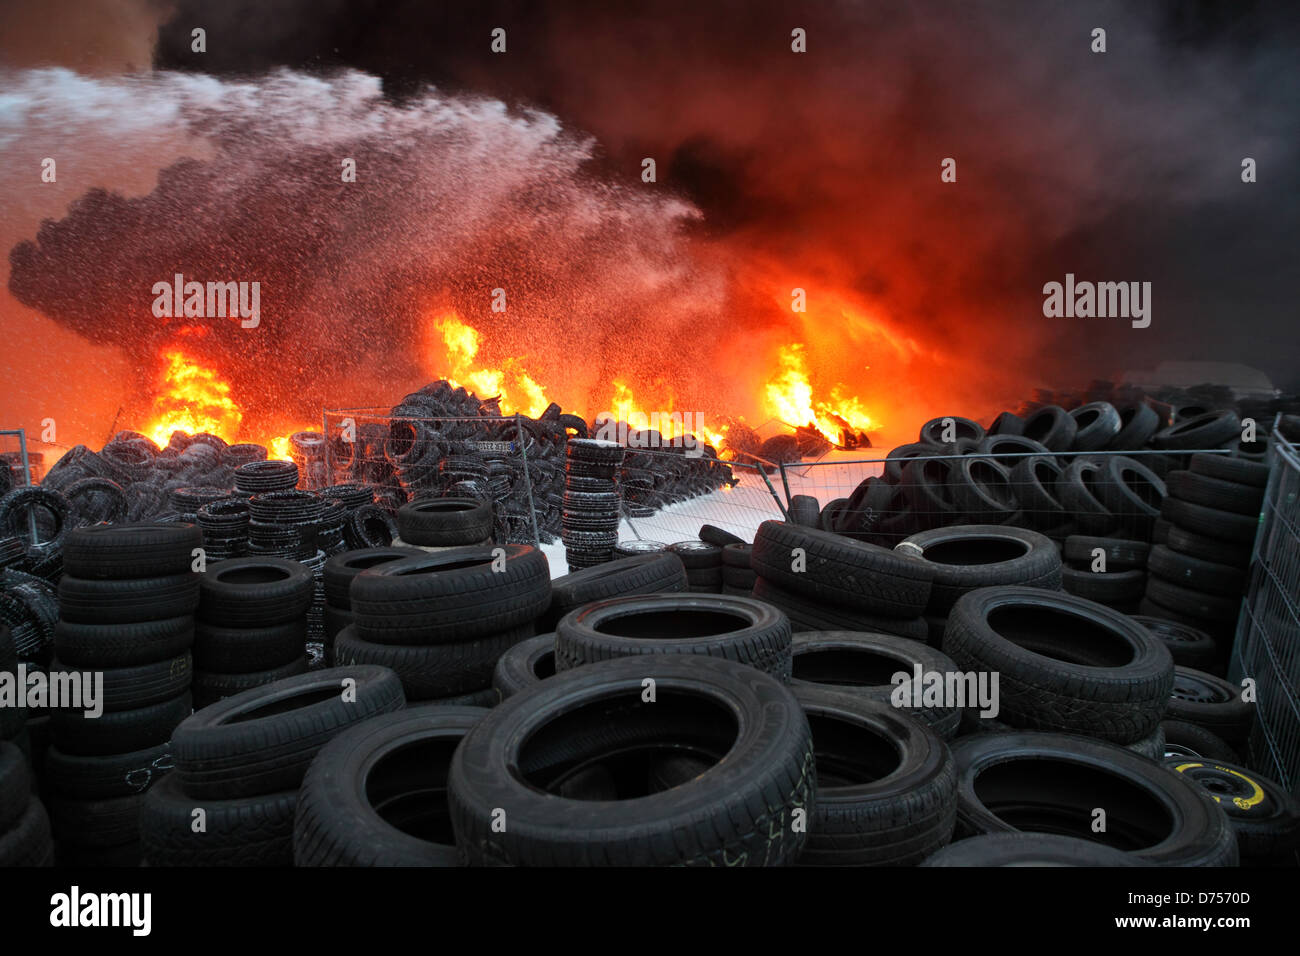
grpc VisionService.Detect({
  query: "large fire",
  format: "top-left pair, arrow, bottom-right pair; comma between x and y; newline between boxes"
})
140,310 -> 880,467
764,343 -> 876,446
144,347 -> 309,459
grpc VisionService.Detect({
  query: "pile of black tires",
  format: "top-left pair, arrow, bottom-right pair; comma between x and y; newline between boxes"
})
326,380 -> 733,545
824,401 -> 1265,548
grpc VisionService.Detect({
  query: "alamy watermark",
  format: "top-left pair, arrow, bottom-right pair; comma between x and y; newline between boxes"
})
891,664 -> 1000,718
1042,273 -> 1150,329
593,411 -> 707,458
152,272 -> 260,328
0,664 -> 102,718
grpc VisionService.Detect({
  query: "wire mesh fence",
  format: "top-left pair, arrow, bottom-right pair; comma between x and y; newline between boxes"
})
618,452 -> 786,546
320,410 -> 789,551
1231,420 -> 1300,800
776,448 -> 1229,544
323,409 -> 543,545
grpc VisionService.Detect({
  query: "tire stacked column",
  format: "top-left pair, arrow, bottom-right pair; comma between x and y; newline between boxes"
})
46,523 -> 202,866
562,439 -> 625,570
193,556 -> 313,707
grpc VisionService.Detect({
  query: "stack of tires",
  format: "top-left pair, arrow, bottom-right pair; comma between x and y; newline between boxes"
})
748,521 -> 934,641
193,557 -> 312,708
196,497 -> 251,561
893,526 -> 1061,646
1060,535 -> 1149,614
562,439 -> 625,570
48,523 -> 202,865
335,545 -> 552,704
393,497 -> 493,549
721,543 -> 756,595
0,741 -> 53,865
669,540 -> 723,592
1139,453 -> 1265,653
943,586 -> 1173,760
142,666 -> 405,865
0,624 -> 31,765
320,547 -> 421,666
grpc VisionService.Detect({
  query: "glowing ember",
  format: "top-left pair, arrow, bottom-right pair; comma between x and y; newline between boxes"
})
764,343 -> 875,446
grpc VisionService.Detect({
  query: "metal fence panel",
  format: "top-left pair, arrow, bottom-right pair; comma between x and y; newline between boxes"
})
1231,421 -> 1300,798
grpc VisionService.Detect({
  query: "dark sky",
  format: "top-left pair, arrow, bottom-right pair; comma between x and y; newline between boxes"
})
148,0 -> 1300,388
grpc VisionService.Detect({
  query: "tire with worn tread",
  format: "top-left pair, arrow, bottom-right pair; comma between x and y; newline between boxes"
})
294,705 -> 489,866
448,655 -> 815,866
945,587 -> 1173,743
952,731 -> 1237,866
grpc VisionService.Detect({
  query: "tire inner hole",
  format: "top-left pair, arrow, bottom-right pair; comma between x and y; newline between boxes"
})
974,756 -> 1173,850
517,690 -> 736,800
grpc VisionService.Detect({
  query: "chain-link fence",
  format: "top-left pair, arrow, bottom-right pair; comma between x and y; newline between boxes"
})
323,409 -> 543,545
320,410 -> 789,550
1231,420 -> 1300,800
618,451 -> 786,546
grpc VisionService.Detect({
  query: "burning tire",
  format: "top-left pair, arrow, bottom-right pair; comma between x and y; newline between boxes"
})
793,683 -> 956,866
448,655 -> 815,866
951,731 -> 1237,866
554,592 -> 793,680
944,587 -> 1174,743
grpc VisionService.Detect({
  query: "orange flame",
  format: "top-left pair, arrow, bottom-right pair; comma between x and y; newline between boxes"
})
431,313 -> 552,418
144,348 -> 307,461
146,350 -> 243,448
764,343 -> 875,446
